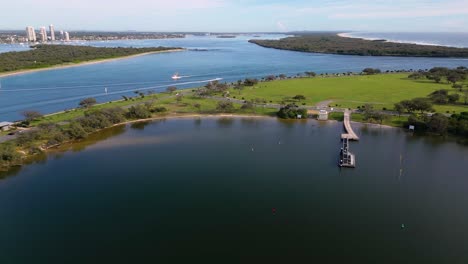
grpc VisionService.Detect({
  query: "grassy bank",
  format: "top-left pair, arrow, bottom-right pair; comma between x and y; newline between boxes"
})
227,73 -> 468,114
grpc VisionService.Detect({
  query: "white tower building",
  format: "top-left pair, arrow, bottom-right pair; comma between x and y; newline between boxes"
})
64,32 -> 70,42
40,27 -> 47,42
49,25 -> 55,41
26,26 -> 36,42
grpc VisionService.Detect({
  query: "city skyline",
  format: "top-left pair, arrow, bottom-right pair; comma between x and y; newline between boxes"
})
23,24 -> 70,42
2,0 -> 468,32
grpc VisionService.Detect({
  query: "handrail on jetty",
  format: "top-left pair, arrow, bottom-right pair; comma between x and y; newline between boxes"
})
341,110 -> 359,141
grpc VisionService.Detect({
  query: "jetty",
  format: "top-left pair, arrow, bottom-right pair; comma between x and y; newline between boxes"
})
341,110 -> 359,141
339,110 -> 358,168
339,138 -> 356,168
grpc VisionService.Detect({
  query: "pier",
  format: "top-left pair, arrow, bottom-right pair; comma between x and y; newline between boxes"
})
339,110 -> 358,168
341,110 -> 359,141
339,138 -> 356,168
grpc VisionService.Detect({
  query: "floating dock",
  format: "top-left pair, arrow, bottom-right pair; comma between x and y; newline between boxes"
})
339,138 -> 356,168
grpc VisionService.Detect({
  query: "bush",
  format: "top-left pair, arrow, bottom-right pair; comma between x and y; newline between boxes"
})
241,101 -> 254,110
363,68 -> 382,75
216,101 -> 235,112
67,122 -> 88,139
277,104 -> 307,119
152,107 -> 168,113
79,97 -> 97,108
126,105 -> 152,119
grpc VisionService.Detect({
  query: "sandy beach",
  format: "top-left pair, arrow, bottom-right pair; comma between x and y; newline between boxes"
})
0,49 -> 185,78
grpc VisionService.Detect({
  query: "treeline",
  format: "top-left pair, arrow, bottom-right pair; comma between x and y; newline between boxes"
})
407,112 -> 468,138
0,45 -> 180,72
409,67 -> 468,87
0,103 -> 167,170
249,34 -> 468,57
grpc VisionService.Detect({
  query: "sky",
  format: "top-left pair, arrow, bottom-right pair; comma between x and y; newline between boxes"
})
2,0 -> 468,32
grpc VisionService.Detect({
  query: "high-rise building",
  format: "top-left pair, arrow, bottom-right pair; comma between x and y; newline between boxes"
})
60,30 -> 64,41
25,26 -> 36,42
64,32 -> 70,42
49,25 -> 55,41
40,27 -> 47,42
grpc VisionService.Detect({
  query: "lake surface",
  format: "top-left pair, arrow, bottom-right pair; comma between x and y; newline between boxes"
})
0,117 -> 467,263
1,34 -> 468,121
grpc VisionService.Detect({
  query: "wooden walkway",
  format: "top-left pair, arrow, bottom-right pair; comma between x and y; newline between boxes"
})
341,110 -> 359,141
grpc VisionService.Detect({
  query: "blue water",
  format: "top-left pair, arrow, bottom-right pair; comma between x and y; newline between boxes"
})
1,34 -> 468,121
342,32 -> 468,48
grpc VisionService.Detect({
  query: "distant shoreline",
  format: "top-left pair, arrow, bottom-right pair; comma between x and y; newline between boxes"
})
0,49 -> 185,78
337,32 -> 456,48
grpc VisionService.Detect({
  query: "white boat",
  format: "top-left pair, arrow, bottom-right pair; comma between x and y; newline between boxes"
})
172,72 -> 182,80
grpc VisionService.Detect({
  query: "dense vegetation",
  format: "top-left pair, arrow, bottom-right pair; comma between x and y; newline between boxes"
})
0,45 -> 180,73
249,34 -> 468,57
0,102 -> 170,170
277,104 -> 307,119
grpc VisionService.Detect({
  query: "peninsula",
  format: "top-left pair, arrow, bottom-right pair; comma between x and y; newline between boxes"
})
0,45 -> 183,75
1,67 -> 467,172
249,33 -> 468,57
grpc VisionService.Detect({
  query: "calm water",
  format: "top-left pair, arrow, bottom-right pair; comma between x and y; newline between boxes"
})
343,32 -> 468,48
0,117 -> 467,263
1,34 -> 468,121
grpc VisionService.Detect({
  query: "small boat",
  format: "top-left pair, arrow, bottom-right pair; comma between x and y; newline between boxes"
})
171,72 -> 182,80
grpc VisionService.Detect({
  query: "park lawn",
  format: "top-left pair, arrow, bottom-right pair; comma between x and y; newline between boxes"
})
230,74 -> 468,113
159,95 -> 278,116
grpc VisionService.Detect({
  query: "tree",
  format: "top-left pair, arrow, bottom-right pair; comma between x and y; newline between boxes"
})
216,101 -> 234,112
279,74 -> 287,79
79,97 -> 97,108
428,114 -> 449,135
126,105 -> 151,119
394,103 -> 405,116
305,71 -> 316,77
194,103 -> 201,110
22,110 -> 43,122
67,121 -> 87,139
448,94 -> 460,104
363,68 -> 381,75
293,95 -> 306,101
464,90 -> 468,105
453,84 -> 463,91
429,90 -> 449,104
243,78 -> 258,86
241,101 -> 254,110
277,104 -> 307,119
408,72 -> 425,79
176,94 -> 183,102
265,75 -> 276,81
166,86 -> 177,93
411,98 -> 433,113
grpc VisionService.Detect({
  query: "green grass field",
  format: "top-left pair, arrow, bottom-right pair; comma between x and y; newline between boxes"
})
229,74 -> 468,113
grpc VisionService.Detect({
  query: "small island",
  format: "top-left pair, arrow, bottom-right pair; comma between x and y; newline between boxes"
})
0,45 -> 183,75
249,33 -> 468,57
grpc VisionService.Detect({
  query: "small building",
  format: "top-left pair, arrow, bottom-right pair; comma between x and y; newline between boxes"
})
318,110 -> 328,121
0,122 -> 14,131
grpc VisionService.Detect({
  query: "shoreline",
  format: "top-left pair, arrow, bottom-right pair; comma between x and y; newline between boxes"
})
0,49 -> 185,78
337,32 -> 457,48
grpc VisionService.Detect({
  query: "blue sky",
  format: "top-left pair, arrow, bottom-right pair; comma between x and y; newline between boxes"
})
2,0 -> 468,32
